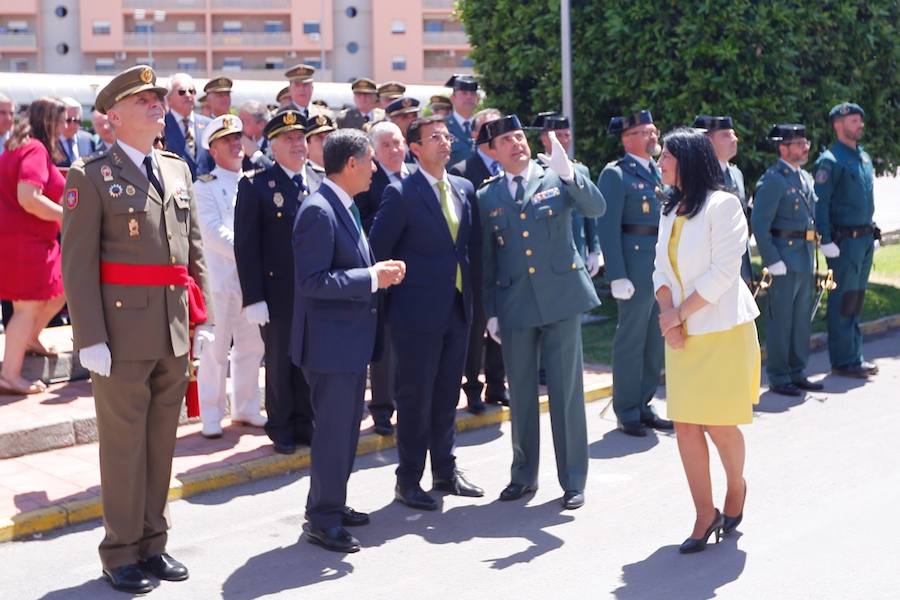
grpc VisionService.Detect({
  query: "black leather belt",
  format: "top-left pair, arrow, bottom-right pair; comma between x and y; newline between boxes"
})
771,228 -> 817,241
622,224 -> 659,236
832,225 -> 875,240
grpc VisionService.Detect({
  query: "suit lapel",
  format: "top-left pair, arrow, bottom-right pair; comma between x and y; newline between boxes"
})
411,170 -> 455,246
319,183 -> 370,265
449,177 -> 470,251
108,142 -> 163,205
520,161 -> 545,210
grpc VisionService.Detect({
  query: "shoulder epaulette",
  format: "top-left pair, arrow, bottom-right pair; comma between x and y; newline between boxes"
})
478,173 -> 503,189
308,162 -> 325,173
157,149 -> 183,160
243,167 -> 267,181
197,173 -> 216,183
81,150 -> 107,165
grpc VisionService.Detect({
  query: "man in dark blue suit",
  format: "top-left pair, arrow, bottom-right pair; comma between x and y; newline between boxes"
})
291,129 -> 405,553
163,73 -> 213,180
370,116 -> 484,510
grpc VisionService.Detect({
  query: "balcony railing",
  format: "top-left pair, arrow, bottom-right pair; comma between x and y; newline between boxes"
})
422,66 -> 472,82
423,30 -> 469,46
211,0 -> 291,8
123,0 -> 205,9
211,32 -> 291,46
214,67 -> 333,82
423,0 -> 456,9
123,32 -> 206,47
0,32 -> 37,47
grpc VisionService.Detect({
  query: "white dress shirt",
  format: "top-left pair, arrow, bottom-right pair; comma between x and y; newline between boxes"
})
117,139 -> 162,186
320,178 -> 378,293
626,152 -> 653,173
505,160 -> 537,200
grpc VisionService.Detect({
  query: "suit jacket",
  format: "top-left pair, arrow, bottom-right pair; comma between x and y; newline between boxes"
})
60,142 -> 214,360
56,130 -> 97,168
653,190 -> 759,335
479,161 -> 605,328
355,161 -> 393,233
164,111 -> 213,181
751,161 -> 816,273
234,162 -> 305,321
370,170 -> 474,333
290,181 -> 380,373
449,152 -> 493,311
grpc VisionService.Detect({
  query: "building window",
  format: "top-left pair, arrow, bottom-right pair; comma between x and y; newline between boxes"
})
264,21 -> 284,33
346,7 -> 358,18
95,58 -> 116,73
265,57 -> 284,70
424,20 -> 444,32
177,21 -> 196,33
135,23 -> 154,34
391,56 -> 406,71
346,41 -> 359,54
304,57 -> 322,69
10,58 -> 28,72
391,20 -> 406,34
7,21 -> 30,34
303,21 -> 320,35
461,56 -> 474,67
56,42 -> 69,55
92,20 -> 111,35
222,57 -> 243,71
137,56 -> 156,68
222,21 -> 242,34
177,57 -> 198,71
54,6 -> 68,18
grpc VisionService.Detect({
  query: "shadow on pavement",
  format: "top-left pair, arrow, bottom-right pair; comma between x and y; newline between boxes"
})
38,576 -> 127,600
589,428 -> 662,459
612,534 -> 747,600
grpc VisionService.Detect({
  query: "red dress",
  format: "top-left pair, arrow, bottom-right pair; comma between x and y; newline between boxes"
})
0,138 -> 66,300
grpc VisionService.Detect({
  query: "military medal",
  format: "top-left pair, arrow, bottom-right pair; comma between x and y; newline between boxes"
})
108,183 -> 124,198
125,185 -> 136,196
273,192 -> 284,207
100,165 -> 113,182
642,200 -> 651,214
268,180 -> 276,188
496,234 -> 506,247
128,217 -> 140,237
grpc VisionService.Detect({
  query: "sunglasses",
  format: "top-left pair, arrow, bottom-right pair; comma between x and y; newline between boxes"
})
177,88 -> 197,96
64,117 -> 80,123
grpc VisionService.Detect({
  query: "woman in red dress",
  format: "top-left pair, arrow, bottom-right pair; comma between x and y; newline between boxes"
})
0,97 -> 68,395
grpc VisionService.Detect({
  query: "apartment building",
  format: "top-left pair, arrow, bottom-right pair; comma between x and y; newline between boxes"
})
0,0 -> 473,84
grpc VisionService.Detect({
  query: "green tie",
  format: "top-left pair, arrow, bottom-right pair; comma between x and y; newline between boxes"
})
349,202 -> 363,232
437,180 -> 462,293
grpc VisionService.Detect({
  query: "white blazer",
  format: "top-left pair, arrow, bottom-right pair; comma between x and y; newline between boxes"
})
195,167 -> 242,295
653,189 -> 759,335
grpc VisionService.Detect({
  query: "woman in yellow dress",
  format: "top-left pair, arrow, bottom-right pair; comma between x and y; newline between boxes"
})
653,128 -> 760,554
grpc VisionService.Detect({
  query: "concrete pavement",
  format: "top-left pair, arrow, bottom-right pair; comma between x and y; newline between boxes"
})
0,331 -> 898,599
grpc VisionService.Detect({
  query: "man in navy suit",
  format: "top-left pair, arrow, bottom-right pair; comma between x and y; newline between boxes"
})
56,97 -> 96,168
291,129 -> 405,553
370,116 -> 484,510
163,73 -> 213,180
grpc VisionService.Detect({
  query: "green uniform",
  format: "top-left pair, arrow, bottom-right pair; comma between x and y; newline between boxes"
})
752,160 -> 817,386
595,155 -> 664,427
480,160 -> 605,492
813,141 -> 875,369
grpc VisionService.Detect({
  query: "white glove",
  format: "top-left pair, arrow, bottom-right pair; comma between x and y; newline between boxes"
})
821,242 -> 840,258
486,317 -> 502,345
79,342 -> 111,378
585,252 -> 601,277
536,131 -> 574,182
873,240 -> 880,251
193,325 -> 215,356
244,301 -> 270,326
610,278 -> 635,300
767,261 -> 787,276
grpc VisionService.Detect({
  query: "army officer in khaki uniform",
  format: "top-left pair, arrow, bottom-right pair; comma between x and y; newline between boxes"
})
61,65 -> 214,594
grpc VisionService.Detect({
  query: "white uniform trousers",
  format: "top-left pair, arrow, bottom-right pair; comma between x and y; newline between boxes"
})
198,290 -> 265,426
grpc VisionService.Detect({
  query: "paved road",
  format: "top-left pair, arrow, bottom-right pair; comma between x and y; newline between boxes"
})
1,331 -> 899,600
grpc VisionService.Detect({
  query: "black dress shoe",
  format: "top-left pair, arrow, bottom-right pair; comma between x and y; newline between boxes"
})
485,389 -> 510,407
273,441 -> 297,455
832,364 -> 873,379
792,378 -> 824,391
138,553 -> 189,581
466,400 -> 487,415
641,414 -> 674,430
432,471 -> 484,497
394,484 -> 438,510
562,490 -> 585,510
373,421 -> 394,436
305,525 -> 360,553
499,482 -> 537,501
769,383 -> 803,397
679,510 -> 724,554
618,422 -> 647,437
861,360 -> 879,375
103,564 -> 153,594
341,506 -> 370,527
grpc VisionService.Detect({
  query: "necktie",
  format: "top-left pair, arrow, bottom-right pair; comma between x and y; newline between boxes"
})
437,180 -> 462,293
490,161 -> 500,176
182,117 -> 195,157
723,167 -> 734,190
463,120 -> 471,141
66,137 -> 76,162
143,155 -> 164,199
349,202 -> 363,232
513,175 -> 525,205
292,173 -> 307,195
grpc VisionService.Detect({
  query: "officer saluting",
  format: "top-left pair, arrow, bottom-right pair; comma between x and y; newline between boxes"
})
596,110 -> 672,437
814,102 -> 878,379
752,124 -> 824,396
234,109 -> 315,454
61,65 -> 214,593
479,115 -> 605,510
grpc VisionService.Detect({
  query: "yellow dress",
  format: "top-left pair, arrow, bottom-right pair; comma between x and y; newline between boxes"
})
665,216 -> 760,425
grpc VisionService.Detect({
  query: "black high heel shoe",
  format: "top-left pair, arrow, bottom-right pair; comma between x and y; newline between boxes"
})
723,479 -> 747,534
679,509 -> 724,554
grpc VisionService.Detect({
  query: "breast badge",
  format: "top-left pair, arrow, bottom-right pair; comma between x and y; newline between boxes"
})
108,183 -> 124,198
128,217 -> 140,238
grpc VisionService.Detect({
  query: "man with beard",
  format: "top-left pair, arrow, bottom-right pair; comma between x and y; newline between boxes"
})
752,124 -> 824,396
814,103 -> 878,379
693,115 -> 752,283
235,109 -> 315,454
596,110 -> 673,437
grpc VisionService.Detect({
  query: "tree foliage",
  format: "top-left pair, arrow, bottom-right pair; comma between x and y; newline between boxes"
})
458,0 -> 900,186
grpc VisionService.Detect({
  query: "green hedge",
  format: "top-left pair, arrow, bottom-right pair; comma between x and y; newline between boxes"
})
458,0 -> 899,187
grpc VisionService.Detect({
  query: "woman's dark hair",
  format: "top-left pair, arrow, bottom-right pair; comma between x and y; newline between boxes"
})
661,127 -> 725,218
5,96 -> 65,163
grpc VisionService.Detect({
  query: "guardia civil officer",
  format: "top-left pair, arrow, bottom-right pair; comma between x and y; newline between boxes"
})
61,65 -> 214,593
596,110 -> 672,437
814,103 -> 879,379
752,124 -> 824,396
479,115 -> 606,510
693,115 -> 752,283
235,109 -> 314,454
444,74 -> 479,166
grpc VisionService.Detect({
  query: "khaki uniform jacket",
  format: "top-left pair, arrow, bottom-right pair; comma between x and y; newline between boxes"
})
61,142 -> 214,361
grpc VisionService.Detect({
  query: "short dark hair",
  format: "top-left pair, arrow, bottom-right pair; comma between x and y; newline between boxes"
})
323,128 -> 370,175
660,127 -> 725,219
406,115 -> 445,146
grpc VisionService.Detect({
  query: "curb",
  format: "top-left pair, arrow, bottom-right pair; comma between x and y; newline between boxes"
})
0,380 -> 614,543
